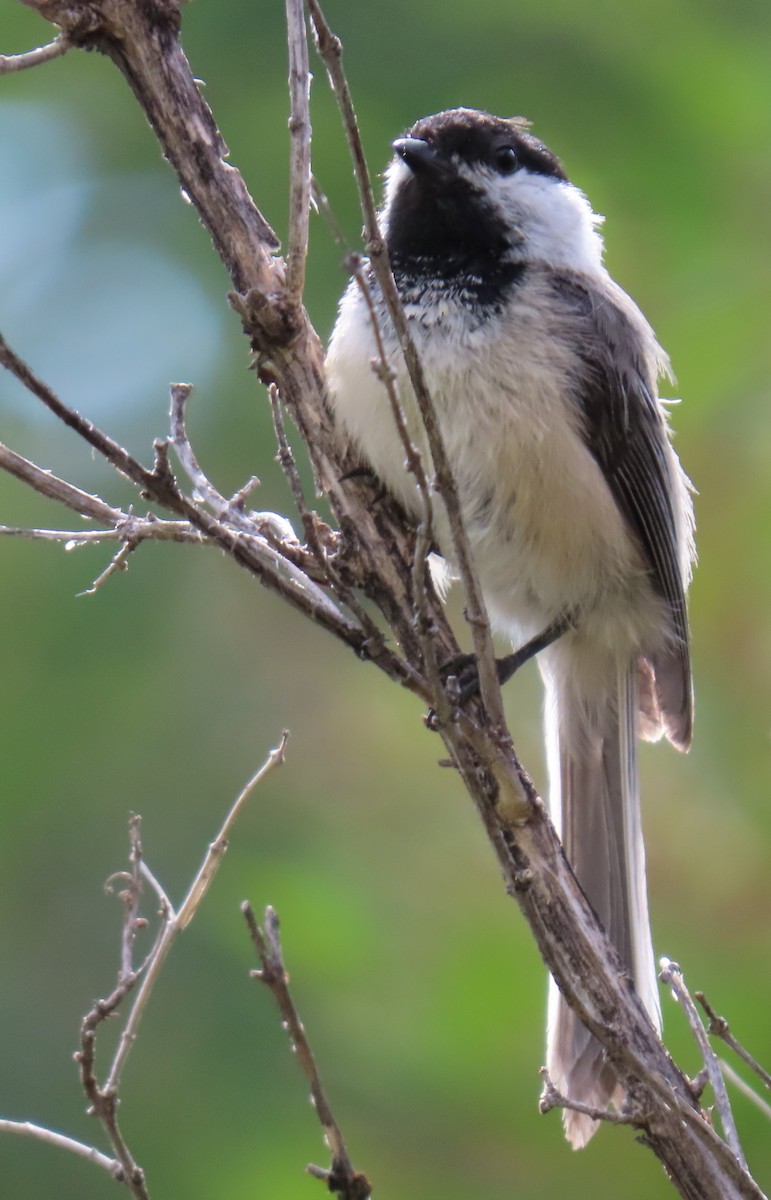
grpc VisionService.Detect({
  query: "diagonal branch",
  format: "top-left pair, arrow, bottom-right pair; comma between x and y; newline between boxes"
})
0,440 -> 126,525
307,0 -> 507,734
243,903 -> 371,1200
0,333 -> 178,509
0,1119 -> 120,1177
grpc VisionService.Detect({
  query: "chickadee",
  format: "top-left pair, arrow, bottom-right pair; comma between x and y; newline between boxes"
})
326,108 -> 694,1147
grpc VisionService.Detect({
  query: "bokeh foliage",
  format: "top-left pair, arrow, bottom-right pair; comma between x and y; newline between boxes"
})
1,2 -> 770,1198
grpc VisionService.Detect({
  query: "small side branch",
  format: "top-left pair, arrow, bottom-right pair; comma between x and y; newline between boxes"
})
0,34 -> 71,74
243,903 -> 371,1200
696,991 -> 771,1092
106,733 -> 289,1095
539,1068 -> 642,1129
0,1120 -> 119,1177
660,959 -> 748,1169
0,441 -> 126,526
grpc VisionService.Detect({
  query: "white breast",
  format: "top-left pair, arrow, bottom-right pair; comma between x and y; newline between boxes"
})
326,269 -> 656,654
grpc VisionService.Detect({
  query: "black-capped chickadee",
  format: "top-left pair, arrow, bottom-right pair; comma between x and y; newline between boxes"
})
326,108 -> 694,1148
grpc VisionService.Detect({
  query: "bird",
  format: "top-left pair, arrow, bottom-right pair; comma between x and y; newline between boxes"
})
325,107 -> 694,1147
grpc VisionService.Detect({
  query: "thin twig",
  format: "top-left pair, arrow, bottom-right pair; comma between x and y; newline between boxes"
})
0,441 -> 126,526
347,262 -> 447,705
0,334 -> 180,510
0,34 -> 71,74
166,381 -> 363,631
312,116 -> 451,722
78,539 -> 137,596
696,992 -> 771,1091
243,903 -> 371,1200
720,1061 -> 771,1121
175,733 -> 289,931
307,0 -> 507,734
228,474 -> 262,511
168,382 -> 229,514
269,382 -> 405,668
0,521 -> 201,545
539,1069 -> 641,1128
137,860 -> 174,919
660,959 -> 747,1169
104,734 -> 289,1095
269,383 -> 326,562
120,815 -> 145,981
284,0 -> 312,301
0,1120 -> 119,1177
78,979 -> 149,1200
72,819 -> 160,1199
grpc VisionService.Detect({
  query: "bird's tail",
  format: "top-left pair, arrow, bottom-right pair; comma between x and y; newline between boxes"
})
543,653 -> 661,1149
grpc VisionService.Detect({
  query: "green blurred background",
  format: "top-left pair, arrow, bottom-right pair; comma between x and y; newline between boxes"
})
1,1 -> 770,1197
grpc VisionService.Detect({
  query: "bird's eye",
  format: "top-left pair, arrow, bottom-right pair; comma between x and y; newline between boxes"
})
494,146 -> 518,175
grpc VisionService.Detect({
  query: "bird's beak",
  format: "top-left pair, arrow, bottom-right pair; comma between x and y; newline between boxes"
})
392,137 -> 453,180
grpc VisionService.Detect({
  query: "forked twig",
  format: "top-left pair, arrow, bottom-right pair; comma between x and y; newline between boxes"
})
105,733 -> 289,1095
696,992 -> 771,1092
0,333 -> 181,510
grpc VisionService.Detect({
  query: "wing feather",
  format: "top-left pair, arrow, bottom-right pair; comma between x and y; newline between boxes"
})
552,272 -> 694,749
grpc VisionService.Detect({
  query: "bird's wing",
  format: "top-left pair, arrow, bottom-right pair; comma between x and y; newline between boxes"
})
551,271 -> 694,750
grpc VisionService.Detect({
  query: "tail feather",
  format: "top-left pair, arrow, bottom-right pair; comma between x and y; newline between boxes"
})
544,656 -> 660,1149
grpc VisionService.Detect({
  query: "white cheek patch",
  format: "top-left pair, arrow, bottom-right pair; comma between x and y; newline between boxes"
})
460,164 -> 606,277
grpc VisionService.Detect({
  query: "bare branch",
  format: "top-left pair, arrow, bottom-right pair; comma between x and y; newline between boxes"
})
539,1068 -> 642,1129
104,733 -> 289,1095
243,903 -> 371,1200
696,992 -> 771,1091
0,336 -> 380,655
720,1061 -> 771,1122
0,333 -> 179,509
0,34 -> 71,74
268,383 -> 326,560
78,539 -> 137,595
168,382 -> 232,514
175,732 -> 289,931
0,1120 -> 119,1177
118,815 -> 145,981
138,860 -> 175,923
307,0 -> 506,733
284,0 -> 312,301
660,959 -> 747,1169
0,521 -> 200,545
0,440 -> 126,525
268,381 -> 417,673
78,980 -> 149,1200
